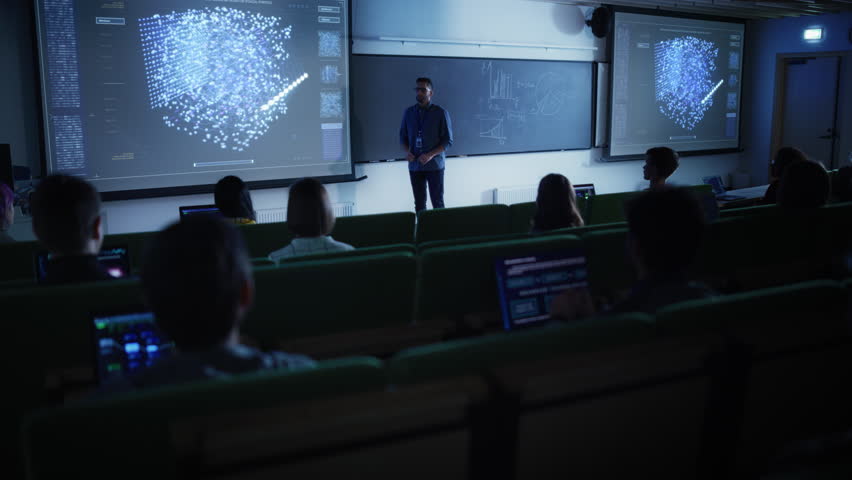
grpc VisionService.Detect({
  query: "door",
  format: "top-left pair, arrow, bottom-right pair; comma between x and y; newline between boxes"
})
780,56 -> 841,168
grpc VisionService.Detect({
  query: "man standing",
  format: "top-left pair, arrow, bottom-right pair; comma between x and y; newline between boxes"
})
400,77 -> 453,212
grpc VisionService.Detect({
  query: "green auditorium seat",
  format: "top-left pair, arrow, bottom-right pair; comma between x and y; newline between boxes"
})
388,313 -> 654,385
585,191 -> 640,225
719,203 -> 779,219
331,211 -> 416,247
581,228 -> 635,306
0,240 -> 38,282
655,280 -> 852,476
414,234 -> 581,327
25,357 -> 486,479
415,204 -> 511,244
508,201 -> 536,234
278,243 -> 415,264
244,252 -> 418,355
239,221 -> 292,259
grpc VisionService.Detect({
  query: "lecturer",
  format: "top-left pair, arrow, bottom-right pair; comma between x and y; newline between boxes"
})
399,77 -> 453,212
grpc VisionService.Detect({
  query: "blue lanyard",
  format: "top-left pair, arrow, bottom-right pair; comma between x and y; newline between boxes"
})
416,106 -> 429,134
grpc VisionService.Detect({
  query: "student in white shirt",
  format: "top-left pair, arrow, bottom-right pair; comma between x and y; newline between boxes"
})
268,178 -> 353,263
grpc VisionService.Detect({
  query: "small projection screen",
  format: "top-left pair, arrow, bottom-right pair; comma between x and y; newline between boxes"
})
34,0 -> 353,199
609,11 -> 745,158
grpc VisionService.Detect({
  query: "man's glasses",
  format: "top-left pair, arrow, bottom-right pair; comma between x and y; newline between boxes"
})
414,87 -> 430,92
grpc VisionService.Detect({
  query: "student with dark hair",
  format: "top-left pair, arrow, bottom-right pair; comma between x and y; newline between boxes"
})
214,175 -> 256,225
644,147 -> 680,189
777,159 -> 831,208
762,146 -> 808,204
107,216 -> 314,391
399,76 -> 454,212
268,178 -> 353,263
551,187 -> 713,319
30,174 -> 112,284
531,173 -> 584,232
0,183 -> 14,243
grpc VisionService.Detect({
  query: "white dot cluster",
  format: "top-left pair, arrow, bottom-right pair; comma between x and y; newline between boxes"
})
654,36 -> 719,131
139,7 -> 307,151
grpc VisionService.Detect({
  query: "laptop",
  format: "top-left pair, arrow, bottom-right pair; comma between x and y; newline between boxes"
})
573,183 -> 596,201
702,175 -> 744,201
34,246 -> 132,283
179,204 -> 221,218
91,309 -> 175,384
495,249 -> 589,330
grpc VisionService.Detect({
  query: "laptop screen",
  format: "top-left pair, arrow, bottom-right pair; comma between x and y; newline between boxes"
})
91,310 -> 175,384
495,250 -> 589,330
179,205 -> 221,218
574,183 -> 596,201
34,246 -> 132,282
702,176 -> 726,196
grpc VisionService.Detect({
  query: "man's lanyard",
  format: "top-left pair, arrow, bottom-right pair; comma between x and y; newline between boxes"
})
416,104 -> 430,135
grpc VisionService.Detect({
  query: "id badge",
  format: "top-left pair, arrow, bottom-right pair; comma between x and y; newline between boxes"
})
415,134 -> 423,150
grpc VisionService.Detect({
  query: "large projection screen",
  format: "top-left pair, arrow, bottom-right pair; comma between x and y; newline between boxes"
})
35,0 -> 353,199
609,11 -> 745,158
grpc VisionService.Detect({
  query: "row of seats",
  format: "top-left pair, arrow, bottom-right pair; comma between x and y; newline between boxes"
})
3,201 -> 850,396
20,278 -> 852,479
0,185 -> 718,284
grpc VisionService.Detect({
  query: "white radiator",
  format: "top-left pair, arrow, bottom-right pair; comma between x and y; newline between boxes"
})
493,185 -> 537,205
255,202 -> 355,224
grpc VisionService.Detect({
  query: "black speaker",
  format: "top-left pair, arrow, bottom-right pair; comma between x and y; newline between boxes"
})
586,6 -> 612,38
0,144 -> 12,191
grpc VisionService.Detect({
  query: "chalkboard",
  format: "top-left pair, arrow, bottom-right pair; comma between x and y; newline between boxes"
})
350,55 -> 595,163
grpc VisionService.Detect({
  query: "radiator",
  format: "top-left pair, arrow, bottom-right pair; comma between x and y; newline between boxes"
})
255,202 -> 355,224
493,185 -> 537,205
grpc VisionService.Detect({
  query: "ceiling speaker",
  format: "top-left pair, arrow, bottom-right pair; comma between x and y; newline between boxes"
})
586,6 -> 612,38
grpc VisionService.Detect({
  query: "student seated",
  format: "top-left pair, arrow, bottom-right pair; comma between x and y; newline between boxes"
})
762,146 -> 808,205
530,173 -> 584,232
552,187 -> 714,319
268,178 -> 353,263
777,159 -> 831,208
105,216 -> 315,392
30,175 -> 113,284
214,175 -> 257,225
643,146 -> 679,189
0,183 -> 14,243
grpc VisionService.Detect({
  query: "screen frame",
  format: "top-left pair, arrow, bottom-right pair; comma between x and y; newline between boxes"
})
603,6 -> 748,162
349,53 -> 598,164
32,0 -> 357,201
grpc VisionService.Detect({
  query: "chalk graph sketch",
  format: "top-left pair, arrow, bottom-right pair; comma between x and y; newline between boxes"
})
477,61 -> 571,144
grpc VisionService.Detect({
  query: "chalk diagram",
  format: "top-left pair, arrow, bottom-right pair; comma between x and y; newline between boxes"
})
478,62 -> 570,144
139,7 -> 308,152
654,36 -> 721,130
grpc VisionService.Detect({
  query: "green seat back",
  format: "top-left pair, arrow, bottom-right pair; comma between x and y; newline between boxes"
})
239,221 -> 292,258
389,314 -> 654,384
331,212 -> 415,247
581,228 -> 635,302
415,204 -> 511,244
279,243 -> 415,264
415,234 -> 582,323
0,240 -> 38,282
586,191 -> 641,225
23,357 -> 385,479
245,252 -> 416,343
719,204 -> 779,219
508,202 -> 536,234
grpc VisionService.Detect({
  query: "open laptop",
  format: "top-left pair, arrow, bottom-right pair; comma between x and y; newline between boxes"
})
179,204 -> 221,218
91,309 -> 175,384
495,249 -> 589,330
702,175 -> 744,201
34,246 -> 132,283
573,183 -> 595,201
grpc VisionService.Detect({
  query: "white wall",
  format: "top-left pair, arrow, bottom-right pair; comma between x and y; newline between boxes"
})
5,0 -> 745,238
